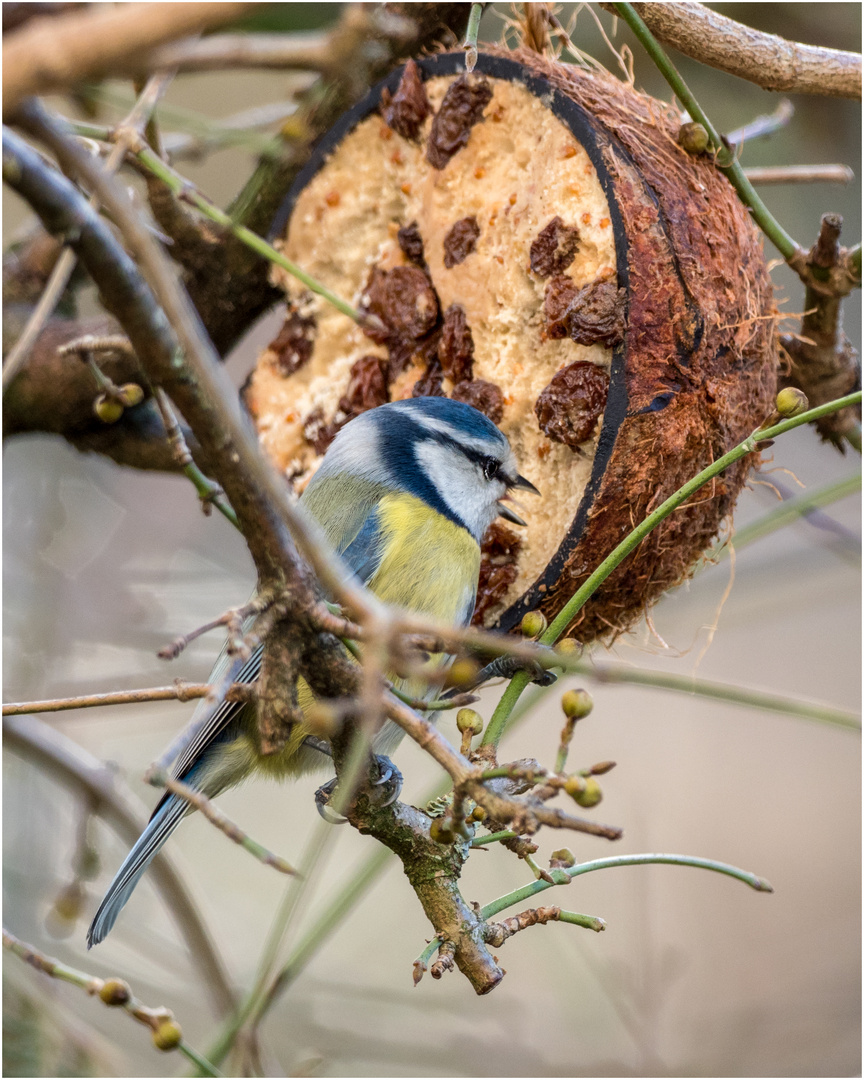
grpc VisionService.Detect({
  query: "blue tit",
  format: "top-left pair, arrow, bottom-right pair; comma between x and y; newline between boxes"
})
86,396 -> 539,947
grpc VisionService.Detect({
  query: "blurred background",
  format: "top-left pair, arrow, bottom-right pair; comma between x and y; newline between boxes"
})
3,4 -> 860,1076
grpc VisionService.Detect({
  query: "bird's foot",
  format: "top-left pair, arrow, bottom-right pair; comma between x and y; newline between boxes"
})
314,754 -> 403,822
472,647 -> 558,688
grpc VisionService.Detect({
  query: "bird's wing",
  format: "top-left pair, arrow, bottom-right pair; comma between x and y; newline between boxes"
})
154,485 -> 389,808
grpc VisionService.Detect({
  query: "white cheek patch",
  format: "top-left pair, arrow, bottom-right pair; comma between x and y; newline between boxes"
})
415,441 -> 500,541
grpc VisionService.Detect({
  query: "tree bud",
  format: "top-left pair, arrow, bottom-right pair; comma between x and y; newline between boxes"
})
561,688 -> 593,719
571,776 -> 602,808
152,1019 -> 183,1051
678,121 -> 709,154
456,707 -> 484,736
429,817 -> 455,845
775,387 -> 808,418
520,610 -> 547,638
93,394 -> 123,423
99,978 -> 131,1006
118,383 -> 144,407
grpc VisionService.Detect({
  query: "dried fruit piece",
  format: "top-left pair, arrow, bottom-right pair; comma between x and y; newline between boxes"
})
530,216 -> 580,277
338,355 -> 390,420
544,277 -> 626,347
412,359 -> 445,398
452,378 -> 504,424
443,216 -> 480,268
439,304 -> 475,383
380,58 -> 430,141
302,406 -> 336,455
360,266 -> 439,345
398,221 -> 427,268
535,361 -> 610,448
473,521 -> 522,624
268,304 -> 316,377
427,73 -> 493,169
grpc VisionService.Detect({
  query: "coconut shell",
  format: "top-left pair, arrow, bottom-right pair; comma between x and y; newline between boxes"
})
245,50 -> 778,643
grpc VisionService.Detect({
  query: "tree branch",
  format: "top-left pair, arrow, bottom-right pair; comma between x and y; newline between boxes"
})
2,1 -> 262,116
601,1 -> 862,99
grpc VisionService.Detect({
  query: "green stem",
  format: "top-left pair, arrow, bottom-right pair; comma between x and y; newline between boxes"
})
612,2 -> 799,261
482,391 -> 862,748
470,829 -> 519,847
478,853 -> 773,922
557,910 -> 606,932
582,665 -> 860,731
463,3 -> 483,70
131,143 -> 361,324
178,1044 -> 223,1078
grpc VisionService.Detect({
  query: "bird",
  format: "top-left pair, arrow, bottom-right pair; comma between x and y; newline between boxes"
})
86,395 -> 539,947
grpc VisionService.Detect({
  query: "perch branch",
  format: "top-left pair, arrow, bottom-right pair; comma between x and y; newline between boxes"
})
744,165 -> 855,186
601,1 -> 862,99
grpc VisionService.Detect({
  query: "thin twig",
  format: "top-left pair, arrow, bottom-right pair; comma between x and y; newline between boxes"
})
726,99 -> 794,146
149,31 -> 330,73
156,775 -> 298,876
744,164 -> 855,186
1,683 -> 252,716
2,929 -> 223,1077
3,72 -> 172,390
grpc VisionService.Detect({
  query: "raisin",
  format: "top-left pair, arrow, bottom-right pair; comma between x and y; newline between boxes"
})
412,359 -> 445,398
360,266 -> 439,344
443,216 -> 480,268
534,361 -> 610,448
398,221 -> 426,268
267,303 -> 316,376
381,59 -> 430,141
439,304 -> 474,382
302,406 -> 336,455
472,522 -> 523,624
544,277 -> 626,347
451,378 -> 504,424
338,355 -> 390,420
530,216 -> 581,277
427,73 -> 493,169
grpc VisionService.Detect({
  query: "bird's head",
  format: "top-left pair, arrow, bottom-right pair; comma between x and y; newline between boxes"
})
314,397 -> 539,542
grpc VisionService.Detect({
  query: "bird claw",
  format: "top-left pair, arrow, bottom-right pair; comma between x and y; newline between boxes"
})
472,649 -> 558,688
370,754 -> 403,806
313,755 -> 403,821
314,778 -> 347,824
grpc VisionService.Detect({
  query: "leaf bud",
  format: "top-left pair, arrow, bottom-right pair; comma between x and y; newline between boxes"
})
550,848 -> 576,868
590,760 -> 616,776
429,817 -> 455,845
93,394 -> 124,423
561,688 -> 593,720
555,637 -> 582,660
678,121 -> 709,154
571,776 -> 602,808
456,707 -> 484,736
563,774 -> 587,799
775,387 -> 808,418
118,382 -> 144,407
470,806 -> 487,822
152,1019 -> 183,1051
520,610 -> 547,639
99,978 -> 131,1006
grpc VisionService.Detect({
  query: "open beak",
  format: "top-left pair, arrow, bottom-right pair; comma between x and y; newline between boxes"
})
497,502 -> 528,527
510,473 -> 540,496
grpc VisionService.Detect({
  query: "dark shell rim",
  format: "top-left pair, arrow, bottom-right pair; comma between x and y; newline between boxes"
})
269,51 -> 631,632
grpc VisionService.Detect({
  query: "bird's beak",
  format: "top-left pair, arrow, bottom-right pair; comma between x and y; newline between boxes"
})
497,502 -> 528,527
510,473 -> 541,496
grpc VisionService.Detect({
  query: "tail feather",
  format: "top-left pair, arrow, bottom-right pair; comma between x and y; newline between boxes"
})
86,795 -> 187,948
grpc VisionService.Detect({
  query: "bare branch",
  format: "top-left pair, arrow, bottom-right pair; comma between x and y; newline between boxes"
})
2,2 -> 263,115
601,2 -> 862,99
2,682 -> 254,717
150,31 -> 330,73
745,164 -> 855,186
